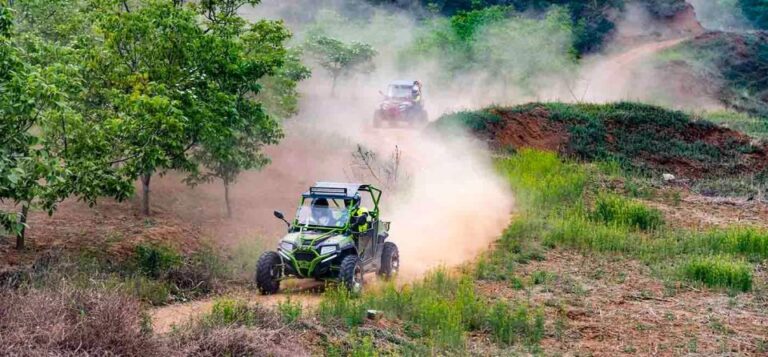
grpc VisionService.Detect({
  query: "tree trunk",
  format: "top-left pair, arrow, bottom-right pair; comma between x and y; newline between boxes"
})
141,173 -> 151,216
224,182 -> 232,218
15,203 -> 29,250
331,74 -> 338,97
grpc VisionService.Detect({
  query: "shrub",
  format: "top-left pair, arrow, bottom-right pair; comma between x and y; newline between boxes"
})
0,285 -> 160,355
590,194 -> 664,230
134,244 -> 182,279
681,256 -> 753,292
126,275 -> 171,305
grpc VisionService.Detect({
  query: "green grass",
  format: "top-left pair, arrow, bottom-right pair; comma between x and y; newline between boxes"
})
277,297 -> 303,324
319,270 -> 544,352
682,256 -> 753,292
491,149 -> 765,292
204,298 -> 259,327
590,194 -> 664,231
702,110 -> 768,139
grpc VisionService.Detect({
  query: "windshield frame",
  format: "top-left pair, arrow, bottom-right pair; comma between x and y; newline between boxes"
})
387,84 -> 413,99
291,196 -> 351,230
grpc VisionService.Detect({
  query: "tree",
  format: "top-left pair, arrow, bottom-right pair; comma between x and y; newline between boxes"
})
185,1 -> 304,217
1,1 -> 131,249
86,0 -> 304,217
83,1 -> 205,216
305,35 -> 376,96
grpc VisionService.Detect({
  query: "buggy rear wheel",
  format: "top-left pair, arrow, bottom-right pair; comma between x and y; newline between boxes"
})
378,242 -> 399,280
255,251 -> 282,295
339,255 -> 364,294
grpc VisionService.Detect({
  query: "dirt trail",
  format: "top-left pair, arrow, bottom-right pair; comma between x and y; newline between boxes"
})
149,37 -> 696,334
151,280 -> 325,334
579,38 -> 688,103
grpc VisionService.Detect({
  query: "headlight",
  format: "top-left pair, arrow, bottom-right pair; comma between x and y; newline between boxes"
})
279,242 -> 294,252
319,245 -> 337,255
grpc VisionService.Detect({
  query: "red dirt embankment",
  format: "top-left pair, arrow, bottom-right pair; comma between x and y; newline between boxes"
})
463,103 -> 768,178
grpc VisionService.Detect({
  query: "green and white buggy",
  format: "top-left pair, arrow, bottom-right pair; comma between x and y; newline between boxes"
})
255,182 -> 398,294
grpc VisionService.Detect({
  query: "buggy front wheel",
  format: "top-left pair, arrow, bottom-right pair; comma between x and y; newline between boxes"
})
339,255 -> 364,294
255,251 -> 282,295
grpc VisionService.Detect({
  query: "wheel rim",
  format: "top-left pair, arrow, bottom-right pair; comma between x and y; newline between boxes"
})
391,253 -> 399,275
352,265 -> 363,294
269,264 -> 280,281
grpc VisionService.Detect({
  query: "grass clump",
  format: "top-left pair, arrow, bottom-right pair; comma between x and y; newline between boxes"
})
497,148 -> 587,211
487,301 -> 545,346
476,218 -> 545,281
318,286 -> 366,327
205,298 -> 259,327
681,256 -> 753,292
277,297 -> 303,324
134,244 -> 182,279
590,194 -> 664,230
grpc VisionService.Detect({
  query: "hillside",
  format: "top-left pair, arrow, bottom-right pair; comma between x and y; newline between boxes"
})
659,31 -> 768,118
436,102 -> 768,178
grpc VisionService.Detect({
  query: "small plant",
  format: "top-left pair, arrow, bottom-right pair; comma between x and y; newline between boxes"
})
133,244 -> 181,279
205,298 -> 257,327
590,194 -> 664,231
530,270 -> 554,285
318,286 -> 365,327
277,297 -> 302,324
486,301 -> 545,347
681,256 -> 753,292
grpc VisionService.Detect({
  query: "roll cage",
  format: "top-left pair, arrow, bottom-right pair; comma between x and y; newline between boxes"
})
290,182 -> 381,232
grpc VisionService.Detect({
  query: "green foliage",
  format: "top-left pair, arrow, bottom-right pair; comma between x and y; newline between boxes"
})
497,148 -> 587,211
590,194 -> 664,231
476,219 -> 545,281
277,297 -> 303,324
681,256 -> 753,292
360,271 -> 543,351
495,149 -> 765,291
205,298 -> 258,327
318,285 -> 366,327
682,228 -> 768,261
403,6 -> 575,91
702,110 -> 768,139
487,302 -> 545,346
638,0 -> 689,17
665,33 -> 768,118
442,102 -> 759,177
304,35 -> 377,93
1,0 -> 304,236
133,244 -> 182,279
126,275 -> 172,305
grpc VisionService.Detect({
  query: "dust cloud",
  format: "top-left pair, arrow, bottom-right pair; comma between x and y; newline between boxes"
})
236,0 -> 517,277
155,0 -> 722,278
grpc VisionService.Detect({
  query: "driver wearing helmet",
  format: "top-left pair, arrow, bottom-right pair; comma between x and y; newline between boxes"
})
411,81 -> 422,103
310,198 -> 334,226
345,196 -> 371,234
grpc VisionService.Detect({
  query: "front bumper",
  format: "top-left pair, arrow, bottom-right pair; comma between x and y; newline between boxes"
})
278,247 -> 338,278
